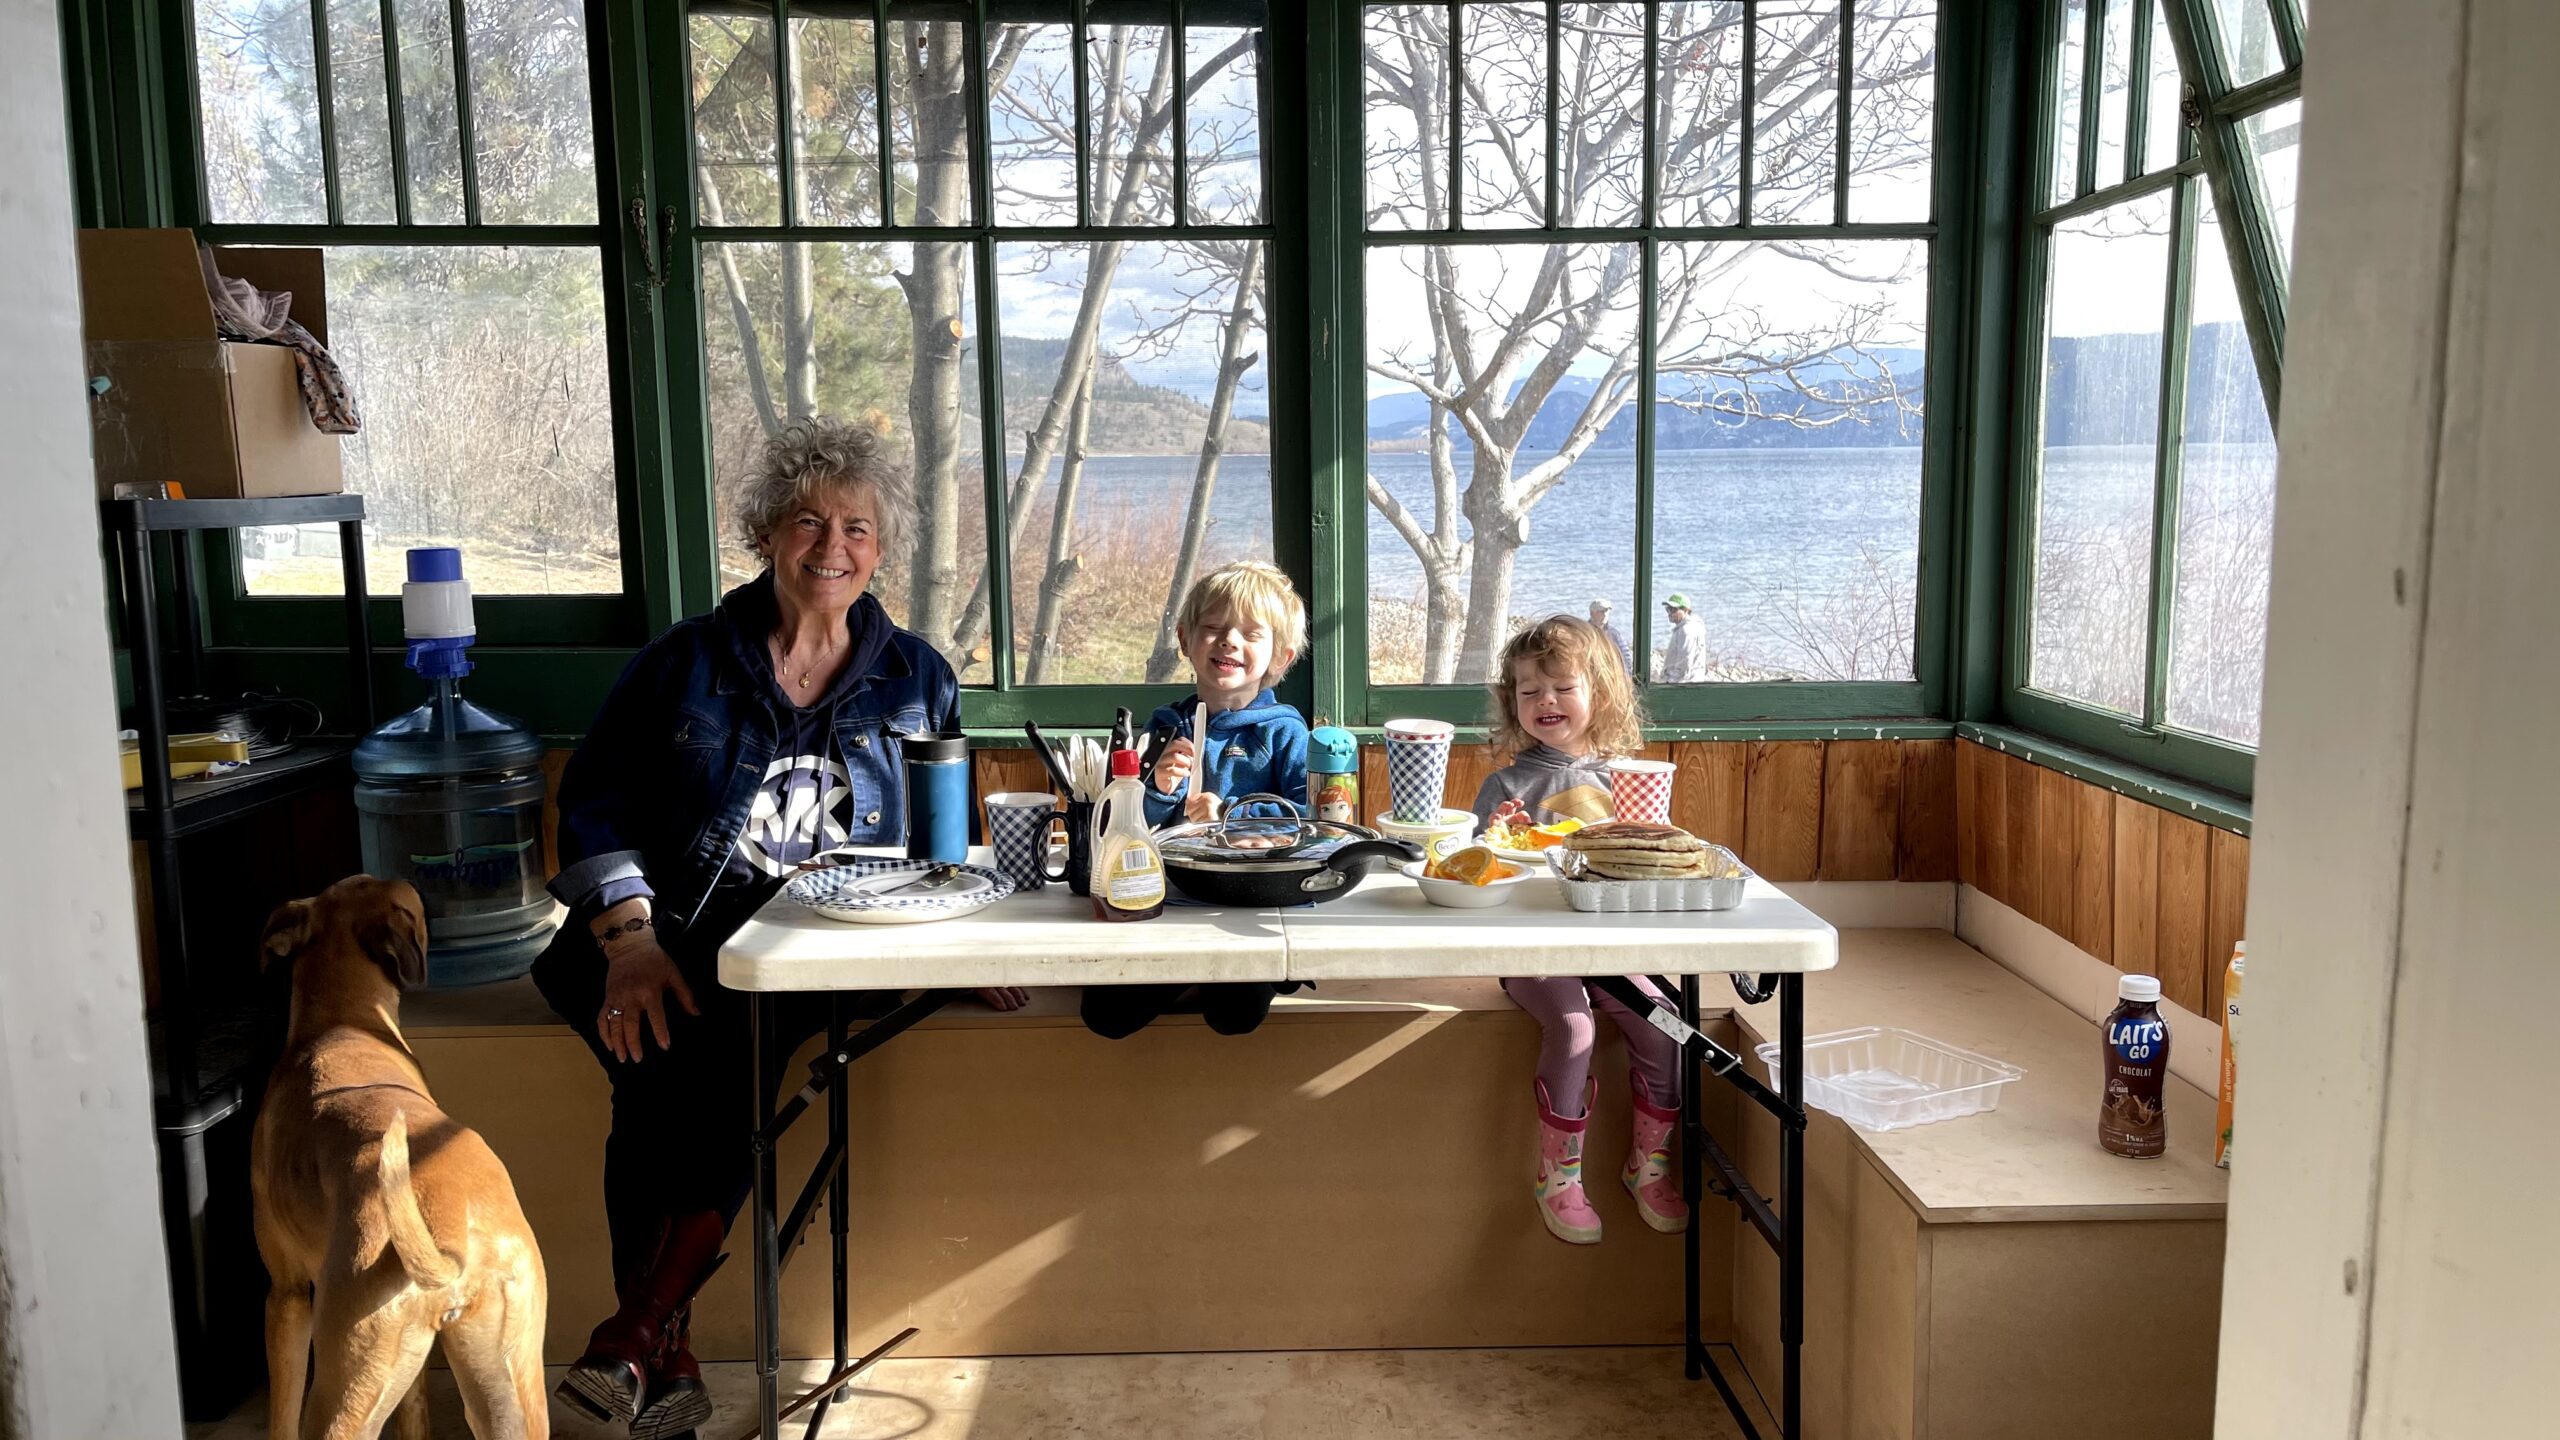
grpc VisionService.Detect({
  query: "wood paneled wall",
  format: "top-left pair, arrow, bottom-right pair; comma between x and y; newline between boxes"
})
971,740 -> 1960,884
1955,740 -> 2249,1014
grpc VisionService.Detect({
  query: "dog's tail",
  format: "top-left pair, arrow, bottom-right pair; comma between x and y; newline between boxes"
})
377,1112 -> 461,1289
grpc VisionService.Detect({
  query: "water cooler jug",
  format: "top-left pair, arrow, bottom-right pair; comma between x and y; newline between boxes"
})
352,548 -> 557,986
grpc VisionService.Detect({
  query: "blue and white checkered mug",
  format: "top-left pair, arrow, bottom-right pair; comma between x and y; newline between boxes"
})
1381,718 -> 1456,824
984,792 -> 1067,891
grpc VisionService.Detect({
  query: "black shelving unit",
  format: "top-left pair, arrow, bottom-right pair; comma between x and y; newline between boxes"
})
107,493 -> 374,1113
105,495 -> 374,1421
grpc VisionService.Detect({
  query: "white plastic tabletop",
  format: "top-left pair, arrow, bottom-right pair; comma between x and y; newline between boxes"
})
719,848 -> 1837,993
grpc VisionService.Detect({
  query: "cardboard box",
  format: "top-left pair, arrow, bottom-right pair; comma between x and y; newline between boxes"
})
77,229 -> 345,500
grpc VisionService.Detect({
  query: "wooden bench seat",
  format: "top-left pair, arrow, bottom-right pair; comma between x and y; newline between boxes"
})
1722,930 -> 2228,1440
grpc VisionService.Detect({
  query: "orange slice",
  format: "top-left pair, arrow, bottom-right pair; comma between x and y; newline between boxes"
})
1428,844 -> 1506,886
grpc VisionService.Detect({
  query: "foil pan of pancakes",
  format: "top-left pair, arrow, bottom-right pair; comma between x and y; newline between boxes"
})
1546,822 -> 1749,912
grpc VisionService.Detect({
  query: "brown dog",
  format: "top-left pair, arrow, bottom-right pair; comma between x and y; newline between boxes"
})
252,875 -> 549,1439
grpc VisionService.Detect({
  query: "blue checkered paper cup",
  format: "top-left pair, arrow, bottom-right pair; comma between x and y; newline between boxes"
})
984,792 -> 1062,891
1382,718 -> 1457,823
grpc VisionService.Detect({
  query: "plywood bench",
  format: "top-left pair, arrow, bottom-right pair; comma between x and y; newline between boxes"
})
1723,930 -> 2230,1440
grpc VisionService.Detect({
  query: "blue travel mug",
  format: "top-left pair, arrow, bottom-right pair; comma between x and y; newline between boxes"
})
902,731 -> 971,864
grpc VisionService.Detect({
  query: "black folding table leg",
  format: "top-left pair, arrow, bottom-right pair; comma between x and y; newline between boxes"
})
1781,973 -> 1805,1439
1681,972 -> 1703,1381
751,993 -> 782,1440
829,995 -> 852,1404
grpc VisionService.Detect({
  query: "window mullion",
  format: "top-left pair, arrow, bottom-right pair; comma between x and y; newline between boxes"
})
1633,237 -> 1657,688
2142,174 -> 2198,731
772,0 -> 801,224
2124,0 -> 2152,178
648,0 -> 719,624
450,0 -> 482,223
1833,0 -> 1851,226
1740,0 -> 1756,222
1632,0 -> 1659,677
2074,0 -> 2101,199
2269,0 -> 2304,71
969,0 -> 1016,692
875,0 -> 896,222
1073,0 -> 1091,226
2156,0 -> 2284,419
1448,1 -> 1464,229
1319,0 -> 1361,724
1544,0 -> 1558,229
311,0 -> 344,225
1173,0 -> 1190,225
1640,0 -> 1657,226
380,0 -> 414,224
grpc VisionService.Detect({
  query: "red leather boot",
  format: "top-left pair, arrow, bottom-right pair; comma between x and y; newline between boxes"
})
633,1299 -> 710,1440
556,1209 -> 728,1427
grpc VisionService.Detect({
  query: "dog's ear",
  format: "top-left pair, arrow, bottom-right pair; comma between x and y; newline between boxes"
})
260,900 -> 313,971
364,901 -> 430,991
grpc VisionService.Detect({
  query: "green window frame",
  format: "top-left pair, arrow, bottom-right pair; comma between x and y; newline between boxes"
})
62,0 -> 2291,778
2003,0 -> 2301,797
648,0 -> 1315,730
123,0 -> 683,662
1324,0 -> 1979,732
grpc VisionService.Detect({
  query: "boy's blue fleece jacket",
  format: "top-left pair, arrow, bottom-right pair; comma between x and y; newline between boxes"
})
1142,689 -> 1310,827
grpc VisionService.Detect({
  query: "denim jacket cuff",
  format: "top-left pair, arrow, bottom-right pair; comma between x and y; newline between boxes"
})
550,850 -> 652,915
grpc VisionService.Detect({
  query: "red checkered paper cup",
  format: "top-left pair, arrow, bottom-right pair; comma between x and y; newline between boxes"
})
1607,757 -> 1675,826
1382,718 -> 1456,823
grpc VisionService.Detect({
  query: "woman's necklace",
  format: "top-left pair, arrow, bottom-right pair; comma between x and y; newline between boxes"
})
773,633 -> 835,692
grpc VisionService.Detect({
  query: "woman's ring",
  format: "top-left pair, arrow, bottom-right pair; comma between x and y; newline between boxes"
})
607,1007 -> 625,1019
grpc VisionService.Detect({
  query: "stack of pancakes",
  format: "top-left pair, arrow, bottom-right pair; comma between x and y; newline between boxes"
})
1560,822 -> 1736,881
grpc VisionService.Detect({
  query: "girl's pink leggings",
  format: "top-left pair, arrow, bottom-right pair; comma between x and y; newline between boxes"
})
1501,975 -> 1682,1117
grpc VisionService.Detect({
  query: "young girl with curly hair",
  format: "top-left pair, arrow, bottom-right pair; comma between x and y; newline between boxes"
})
1469,616 -> 1687,1244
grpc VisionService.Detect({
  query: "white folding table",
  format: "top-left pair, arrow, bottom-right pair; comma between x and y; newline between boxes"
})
721,852 -> 1837,1439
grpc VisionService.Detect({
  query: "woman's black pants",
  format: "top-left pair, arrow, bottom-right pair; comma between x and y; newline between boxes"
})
531,930 -> 870,1278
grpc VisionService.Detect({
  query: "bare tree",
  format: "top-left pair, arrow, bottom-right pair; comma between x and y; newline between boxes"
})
1144,239 -> 1268,683
1362,1 -> 1935,682
942,24 -> 1259,671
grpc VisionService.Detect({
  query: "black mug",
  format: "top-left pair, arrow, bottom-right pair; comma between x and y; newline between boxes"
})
1058,799 -> 1096,896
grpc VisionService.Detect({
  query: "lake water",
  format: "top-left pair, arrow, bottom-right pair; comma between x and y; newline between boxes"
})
1024,441 -> 2271,684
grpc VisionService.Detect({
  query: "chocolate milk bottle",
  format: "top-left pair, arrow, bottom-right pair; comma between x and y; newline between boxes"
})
2101,974 -> 2171,1158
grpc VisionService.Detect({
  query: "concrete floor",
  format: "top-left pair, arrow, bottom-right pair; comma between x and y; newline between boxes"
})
192,1346 -> 1775,1439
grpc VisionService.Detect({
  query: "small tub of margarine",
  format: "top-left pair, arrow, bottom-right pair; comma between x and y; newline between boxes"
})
1374,807 -> 1478,864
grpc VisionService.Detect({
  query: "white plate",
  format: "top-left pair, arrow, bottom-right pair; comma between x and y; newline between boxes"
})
1398,857 -> 1534,908
783,859 -> 1014,925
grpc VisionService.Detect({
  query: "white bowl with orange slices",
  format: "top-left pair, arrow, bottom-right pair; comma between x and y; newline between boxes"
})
1401,844 -> 1533,908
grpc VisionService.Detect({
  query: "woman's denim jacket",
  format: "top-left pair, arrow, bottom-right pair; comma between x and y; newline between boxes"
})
546,572 -> 961,937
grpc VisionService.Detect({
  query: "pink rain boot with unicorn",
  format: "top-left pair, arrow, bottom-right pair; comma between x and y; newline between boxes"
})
1534,1078 -> 1603,1245
1622,1075 -> 1690,1234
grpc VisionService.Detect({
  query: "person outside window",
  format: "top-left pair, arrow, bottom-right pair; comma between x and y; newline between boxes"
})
1659,594 -> 1709,684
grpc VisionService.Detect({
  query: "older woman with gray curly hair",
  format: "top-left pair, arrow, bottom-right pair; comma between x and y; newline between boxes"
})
531,417 -> 1010,1435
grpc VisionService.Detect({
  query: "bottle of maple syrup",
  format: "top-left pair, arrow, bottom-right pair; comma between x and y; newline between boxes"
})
1090,749 -> 1166,922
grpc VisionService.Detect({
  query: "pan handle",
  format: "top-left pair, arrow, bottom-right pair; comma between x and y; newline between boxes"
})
1226,792 -> 1302,821
1300,837 -> 1423,893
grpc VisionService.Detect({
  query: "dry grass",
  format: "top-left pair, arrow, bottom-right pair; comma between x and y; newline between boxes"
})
244,536 -> 621,598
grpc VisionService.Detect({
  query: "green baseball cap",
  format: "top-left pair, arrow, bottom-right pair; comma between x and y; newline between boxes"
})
1663,593 -> 1693,609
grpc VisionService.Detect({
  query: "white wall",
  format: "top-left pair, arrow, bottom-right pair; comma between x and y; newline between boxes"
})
0,6 -> 185,1437
2215,1 -> 2560,1436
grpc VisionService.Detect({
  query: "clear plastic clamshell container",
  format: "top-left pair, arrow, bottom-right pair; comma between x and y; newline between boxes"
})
1755,1027 -> 2025,1132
